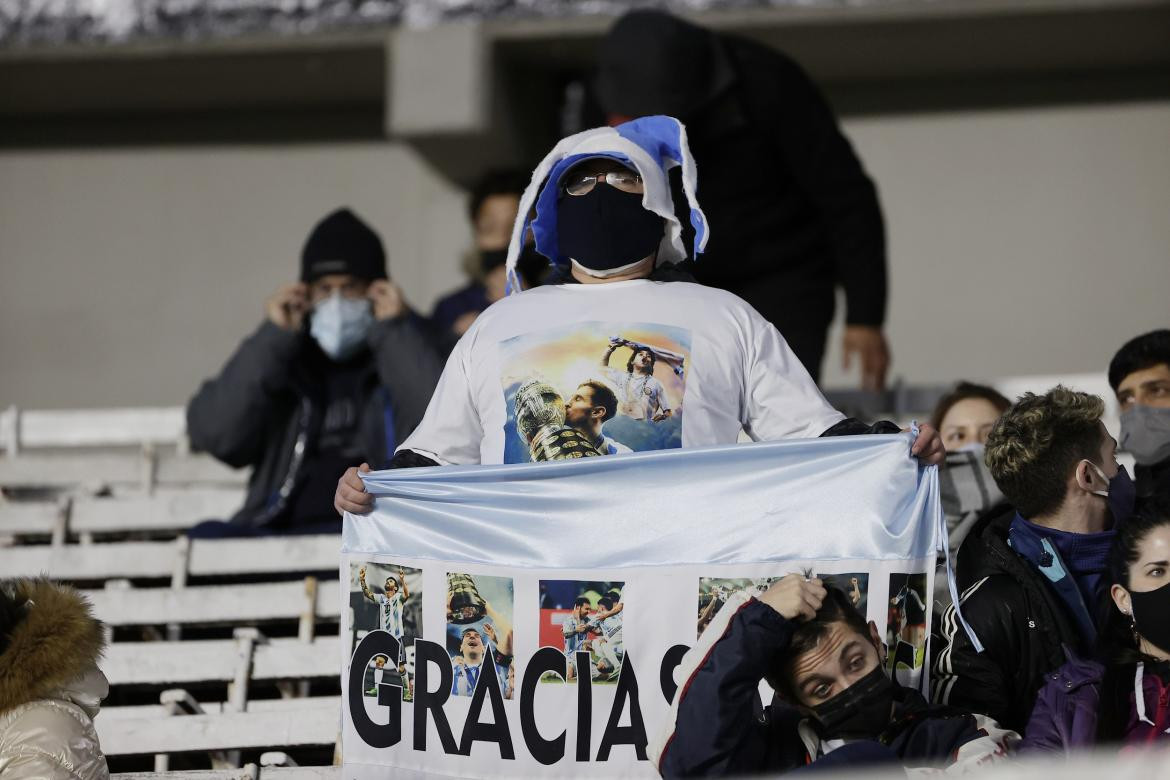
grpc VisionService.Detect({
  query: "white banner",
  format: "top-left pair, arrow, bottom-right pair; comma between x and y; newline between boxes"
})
341,435 -> 940,779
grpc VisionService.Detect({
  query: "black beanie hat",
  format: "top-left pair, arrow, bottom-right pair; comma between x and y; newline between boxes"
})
300,208 -> 388,283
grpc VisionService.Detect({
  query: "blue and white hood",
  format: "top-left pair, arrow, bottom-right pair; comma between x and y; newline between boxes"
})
505,115 -> 709,292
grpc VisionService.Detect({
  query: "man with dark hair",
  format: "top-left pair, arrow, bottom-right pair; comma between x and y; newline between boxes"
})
432,169 -> 546,348
451,622 -> 514,699
655,577 -> 1016,775
187,207 -> 443,536
932,386 -> 1137,732
594,10 -> 890,388
591,595 -> 625,679
601,337 -> 677,422
564,380 -> 630,456
1109,329 -> 1170,499
563,597 -> 593,682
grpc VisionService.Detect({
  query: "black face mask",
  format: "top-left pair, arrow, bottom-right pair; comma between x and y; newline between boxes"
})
1130,581 -> 1170,656
480,248 -> 507,274
809,664 -> 896,740
556,186 -> 664,275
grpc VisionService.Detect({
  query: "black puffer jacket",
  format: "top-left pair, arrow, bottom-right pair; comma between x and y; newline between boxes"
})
188,316 -> 443,530
930,507 -> 1086,734
683,35 -> 887,329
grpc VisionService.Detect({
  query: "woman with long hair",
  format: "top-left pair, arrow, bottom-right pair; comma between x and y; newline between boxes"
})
1023,496 -> 1170,751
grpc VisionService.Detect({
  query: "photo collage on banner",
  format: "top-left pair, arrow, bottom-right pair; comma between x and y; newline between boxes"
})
538,580 -> 625,684
446,572 -> 516,700
886,572 -> 929,685
500,322 -> 690,463
349,562 -> 423,701
697,572 -> 870,639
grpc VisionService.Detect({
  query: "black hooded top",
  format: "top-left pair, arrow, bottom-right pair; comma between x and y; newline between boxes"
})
596,11 -> 887,330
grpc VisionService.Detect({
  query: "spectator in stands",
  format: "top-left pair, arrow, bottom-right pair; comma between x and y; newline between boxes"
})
932,387 -> 1137,733
1109,329 -> 1170,499
931,382 -> 1011,454
334,117 -> 942,513
930,382 -> 1010,606
188,208 -> 443,536
653,576 -> 1017,776
430,170 -> 548,353
1022,496 -> 1170,752
593,10 -> 889,388
0,579 -> 110,779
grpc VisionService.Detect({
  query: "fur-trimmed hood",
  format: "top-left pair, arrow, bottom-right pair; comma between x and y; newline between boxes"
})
0,579 -> 106,714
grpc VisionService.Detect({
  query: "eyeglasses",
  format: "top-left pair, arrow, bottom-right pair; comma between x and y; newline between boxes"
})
562,170 -> 644,197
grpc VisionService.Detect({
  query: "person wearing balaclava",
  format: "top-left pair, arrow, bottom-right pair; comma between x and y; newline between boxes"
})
430,170 -> 549,355
593,10 -> 890,390
651,578 -> 1018,776
1109,329 -> 1170,500
334,117 -> 944,515
187,208 -> 443,536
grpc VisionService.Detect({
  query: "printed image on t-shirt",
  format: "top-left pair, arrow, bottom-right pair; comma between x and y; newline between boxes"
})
499,322 -> 691,463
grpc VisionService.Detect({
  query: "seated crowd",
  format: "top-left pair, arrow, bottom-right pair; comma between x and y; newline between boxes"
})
3,109 -> 1166,778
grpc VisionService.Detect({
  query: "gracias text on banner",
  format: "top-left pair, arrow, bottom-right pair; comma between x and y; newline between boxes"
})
340,435 -> 940,779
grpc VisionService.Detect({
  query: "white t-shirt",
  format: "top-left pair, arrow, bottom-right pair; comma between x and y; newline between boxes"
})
399,280 -> 844,465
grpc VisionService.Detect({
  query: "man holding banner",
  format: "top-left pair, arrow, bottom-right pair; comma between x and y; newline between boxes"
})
335,117 -> 951,778
334,116 -> 942,514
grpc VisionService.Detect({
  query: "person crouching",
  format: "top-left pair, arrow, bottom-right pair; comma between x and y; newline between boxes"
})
652,577 -> 1017,776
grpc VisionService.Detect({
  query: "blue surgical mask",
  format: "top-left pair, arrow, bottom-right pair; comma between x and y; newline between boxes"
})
310,292 -> 373,361
1087,461 -> 1137,525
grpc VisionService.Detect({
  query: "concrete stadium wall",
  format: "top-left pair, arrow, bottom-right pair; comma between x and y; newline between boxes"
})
1,99 -> 1168,409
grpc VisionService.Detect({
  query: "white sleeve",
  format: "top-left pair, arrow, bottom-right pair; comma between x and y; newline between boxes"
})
396,333 -> 484,465
741,310 -> 845,441
933,714 -> 1019,773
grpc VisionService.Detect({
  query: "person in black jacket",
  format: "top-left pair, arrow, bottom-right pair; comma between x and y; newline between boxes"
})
186,208 -> 444,536
1110,329 -> 1170,499
932,386 -> 1137,733
594,10 -> 889,388
653,577 -> 1017,777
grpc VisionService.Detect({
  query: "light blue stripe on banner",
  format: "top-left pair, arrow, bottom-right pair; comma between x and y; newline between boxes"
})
344,434 -> 939,570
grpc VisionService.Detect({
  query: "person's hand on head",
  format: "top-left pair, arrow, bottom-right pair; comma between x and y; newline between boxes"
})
368,280 -> 406,321
842,325 -> 891,392
760,573 -> 826,622
266,282 -> 309,331
335,463 -> 374,515
908,423 -> 945,466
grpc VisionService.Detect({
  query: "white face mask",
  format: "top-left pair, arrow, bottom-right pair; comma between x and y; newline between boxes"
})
310,292 -> 373,361
569,256 -> 652,279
